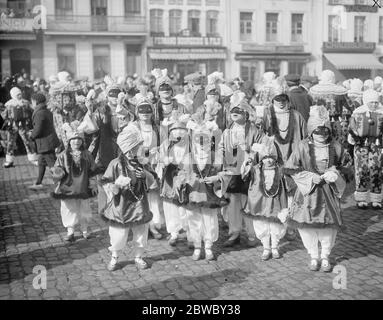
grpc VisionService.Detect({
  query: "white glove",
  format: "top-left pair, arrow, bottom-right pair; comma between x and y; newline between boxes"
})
278,208 -> 289,224
321,171 -> 338,184
115,175 -> 132,188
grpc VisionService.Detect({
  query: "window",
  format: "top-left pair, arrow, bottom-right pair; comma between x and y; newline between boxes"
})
169,9 -> 182,36
240,12 -> 252,41
55,0 -> 73,17
291,14 -> 303,43
125,0 -> 140,15
150,9 -> 164,36
188,10 -> 200,36
93,45 -> 110,80
380,17 -> 383,43
57,44 -> 76,77
354,16 -> 366,42
328,15 -> 340,42
206,10 -> 219,36
266,13 -> 279,42
240,62 -> 256,82
288,61 -> 305,75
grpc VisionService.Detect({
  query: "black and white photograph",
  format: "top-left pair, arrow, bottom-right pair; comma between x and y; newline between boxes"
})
0,0 -> 382,305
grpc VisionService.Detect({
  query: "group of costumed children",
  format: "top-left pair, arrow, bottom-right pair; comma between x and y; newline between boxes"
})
48,70 -> 350,273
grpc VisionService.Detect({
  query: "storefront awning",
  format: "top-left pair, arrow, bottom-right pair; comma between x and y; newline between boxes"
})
149,49 -> 227,61
324,53 -> 383,70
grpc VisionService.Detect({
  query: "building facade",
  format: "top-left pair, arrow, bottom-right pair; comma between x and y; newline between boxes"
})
225,0 -> 323,82
0,0 -> 43,77
146,0 -> 227,81
40,0 -> 147,81
323,0 -> 383,81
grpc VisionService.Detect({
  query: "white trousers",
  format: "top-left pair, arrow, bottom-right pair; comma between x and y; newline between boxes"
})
253,220 -> 286,249
163,200 -> 189,239
148,190 -> 164,229
108,223 -> 149,258
221,193 -> 255,238
298,228 -> 338,260
186,208 -> 219,249
60,199 -> 92,233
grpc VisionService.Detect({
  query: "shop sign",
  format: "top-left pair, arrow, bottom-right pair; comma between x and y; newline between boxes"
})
152,36 -> 222,46
0,18 -> 34,32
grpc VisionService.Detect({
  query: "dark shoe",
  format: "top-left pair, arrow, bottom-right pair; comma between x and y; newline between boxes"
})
247,238 -> 258,247
372,202 -> 382,210
309,259 -> 320,271
223,236 -> 240,247
168,237 -> 177,247
261,249 -> 272,261
64,234 -> 75,242
3,162 -> 14,168
135,258 -> 148,270
272,248 -> 281,259
285,229 -> 297,241
188,241 -> 195,249
321,259 -> 332,273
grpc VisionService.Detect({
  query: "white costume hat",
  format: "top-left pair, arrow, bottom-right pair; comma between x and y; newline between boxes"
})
363,89 -> 379,105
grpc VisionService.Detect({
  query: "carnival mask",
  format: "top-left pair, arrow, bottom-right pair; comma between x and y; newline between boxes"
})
159,90 -> 172,100
230,108 -> 246,123
312,126 -> 330,144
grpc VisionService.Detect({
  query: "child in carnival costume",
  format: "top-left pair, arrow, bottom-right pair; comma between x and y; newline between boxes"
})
133,99 -> 165,240
216,92 -> 264,247
2,87 -> 38,168
156,114 -> 192,247
51,123 -> 98,242
284,105 -> 346,272
100,123 -> 154,271
241,135 -> 288,260
181,111 -> 228,261
348,89 -> 383,209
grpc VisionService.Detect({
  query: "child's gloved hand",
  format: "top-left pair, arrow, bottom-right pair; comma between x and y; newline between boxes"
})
115,175 -> 131,188
110,184 -> 120,195
321,171 -> 338,184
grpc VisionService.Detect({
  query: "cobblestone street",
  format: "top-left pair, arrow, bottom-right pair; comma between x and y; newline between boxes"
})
0,156 -> 383,300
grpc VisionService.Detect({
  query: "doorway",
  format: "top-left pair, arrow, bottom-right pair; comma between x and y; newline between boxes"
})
10,48 -> 31,75
91,0 -> 108,31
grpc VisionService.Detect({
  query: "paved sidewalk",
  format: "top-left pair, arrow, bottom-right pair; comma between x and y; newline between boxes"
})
0,156 -> 382,300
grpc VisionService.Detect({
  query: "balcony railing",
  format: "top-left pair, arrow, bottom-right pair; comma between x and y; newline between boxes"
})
323,41 -> 376,53
328,0 -> 379,12
150,36 -> 223,47
46,15 -> 147,34
0,17 -> 35,32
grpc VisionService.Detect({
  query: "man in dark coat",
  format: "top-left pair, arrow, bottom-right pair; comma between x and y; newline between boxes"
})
29,93 -> 60,190
285,74 -> 313,123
